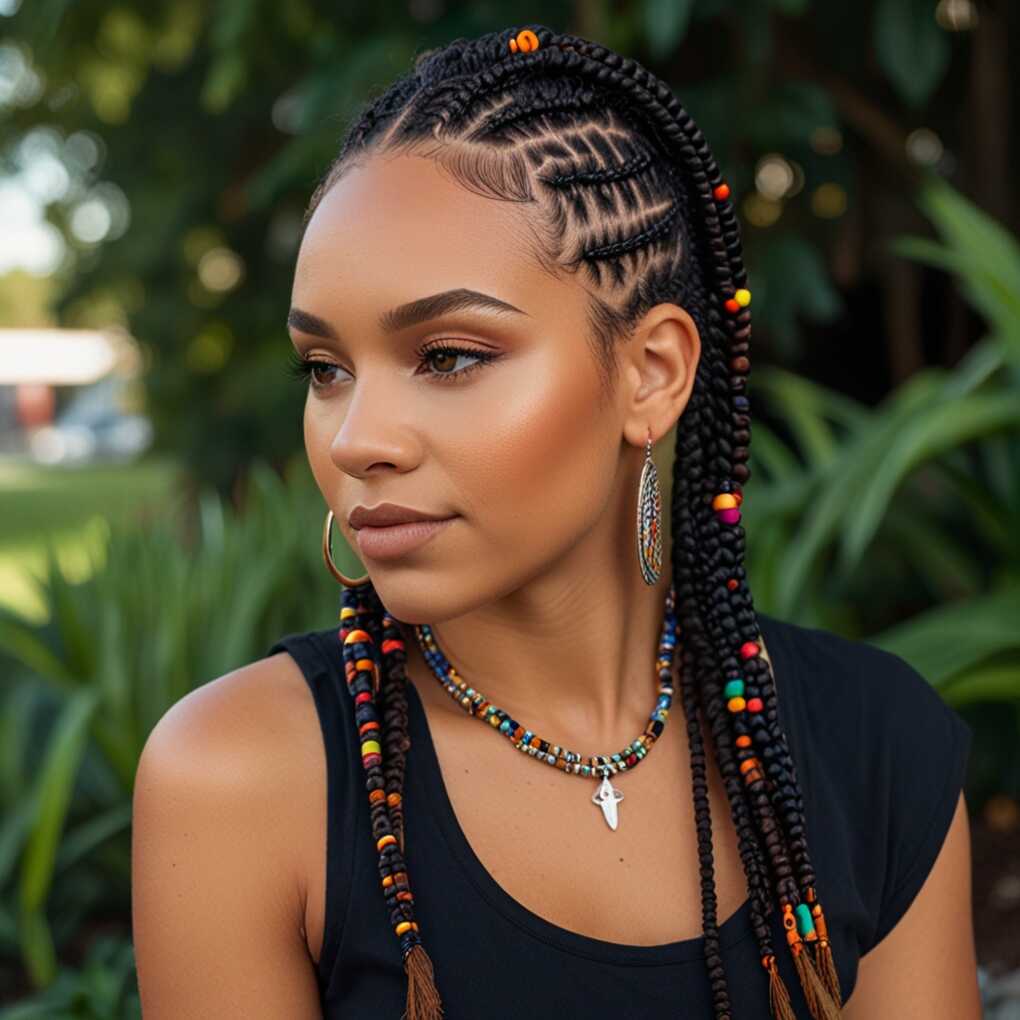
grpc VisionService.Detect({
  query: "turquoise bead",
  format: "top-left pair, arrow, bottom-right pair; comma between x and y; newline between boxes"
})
724,679 -> 745,699
795,903 -> 815,936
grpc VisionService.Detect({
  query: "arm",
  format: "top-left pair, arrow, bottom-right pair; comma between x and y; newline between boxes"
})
843,791 -> 981,1019
132,661 -> 323,1019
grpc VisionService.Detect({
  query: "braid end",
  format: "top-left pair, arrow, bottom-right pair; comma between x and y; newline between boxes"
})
812,938 -> 843,1008
766,955 -> 798,1020
792,944 -> 843,1020
403,942 -> 444,1020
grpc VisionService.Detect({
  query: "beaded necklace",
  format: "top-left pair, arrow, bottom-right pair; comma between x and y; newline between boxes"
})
412,581 -> 679,831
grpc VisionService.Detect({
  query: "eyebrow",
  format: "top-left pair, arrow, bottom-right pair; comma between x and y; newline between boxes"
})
287,287 -> 529,340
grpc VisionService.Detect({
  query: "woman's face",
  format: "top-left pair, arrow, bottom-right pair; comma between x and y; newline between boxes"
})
289,150 -> 694,624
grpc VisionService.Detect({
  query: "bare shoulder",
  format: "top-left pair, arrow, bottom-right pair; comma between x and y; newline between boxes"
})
843,791 -> 981,1019
132,649 -> 326,1018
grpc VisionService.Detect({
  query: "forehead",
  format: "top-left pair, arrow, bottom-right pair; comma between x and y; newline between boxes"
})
293,152 -> 556,307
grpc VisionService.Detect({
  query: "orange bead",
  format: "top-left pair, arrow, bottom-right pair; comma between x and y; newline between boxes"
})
714,183 -> 731,200
727,696 -> 746,712
514,29 -> 539,52
712,493 -> 738,510
736,734 -> 752,747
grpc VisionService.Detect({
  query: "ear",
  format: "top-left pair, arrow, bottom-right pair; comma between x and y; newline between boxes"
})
620,301 -> 700,449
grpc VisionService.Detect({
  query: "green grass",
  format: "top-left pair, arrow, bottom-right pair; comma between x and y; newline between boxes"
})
0,457 -> 181,622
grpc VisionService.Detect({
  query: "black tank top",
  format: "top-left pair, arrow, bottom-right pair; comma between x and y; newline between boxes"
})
266,610 -> 972,1018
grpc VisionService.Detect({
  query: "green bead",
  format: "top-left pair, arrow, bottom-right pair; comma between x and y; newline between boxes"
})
723,679 -> 745,699
795,903 -> 815,936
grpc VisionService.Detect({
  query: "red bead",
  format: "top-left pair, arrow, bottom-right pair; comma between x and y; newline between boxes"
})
727,578 -> 739,591
355,691 -> 373,704
747,698 -> 764,713
725,298 -> 740,313
739,641 -> 760,659
714,183 -> 731,200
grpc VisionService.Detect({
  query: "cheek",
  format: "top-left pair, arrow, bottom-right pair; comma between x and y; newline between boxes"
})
302,397 -> 336,496
458,348 -> 615,541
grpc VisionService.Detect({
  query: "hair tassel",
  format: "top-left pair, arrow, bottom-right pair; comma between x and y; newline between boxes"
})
792,945 -> 841,1020
403,942 -> 444,1020
784,904 -> 841,1020
810,905 -> 842,1007
813,938 -> 842,1010
764,954 -> 798,1020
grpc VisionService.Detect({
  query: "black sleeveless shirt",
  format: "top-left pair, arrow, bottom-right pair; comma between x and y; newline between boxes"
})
266,611 -> 972,1018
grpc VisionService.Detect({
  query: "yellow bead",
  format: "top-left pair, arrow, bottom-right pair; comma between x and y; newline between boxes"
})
727,696 -> 746,712
712,493 -> 738,510
735,288 -> 751,307
361,739 -> 382,755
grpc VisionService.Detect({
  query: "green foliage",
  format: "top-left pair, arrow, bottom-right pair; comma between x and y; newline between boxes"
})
0,936 -> 140,1019
642,0 -> 695,60
874,0 -> 952,108
744,175 -> 1020,715
0,454 -> 349,1003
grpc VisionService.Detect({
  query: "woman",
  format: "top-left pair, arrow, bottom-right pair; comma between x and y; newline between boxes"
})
131,24 -> 979,1020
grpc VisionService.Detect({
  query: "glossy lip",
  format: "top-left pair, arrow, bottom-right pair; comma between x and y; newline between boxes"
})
349,502 -> 452,529
354,516 -> 456,561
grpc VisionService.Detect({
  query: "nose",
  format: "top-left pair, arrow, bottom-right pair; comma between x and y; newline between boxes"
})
327,380 -> 416,476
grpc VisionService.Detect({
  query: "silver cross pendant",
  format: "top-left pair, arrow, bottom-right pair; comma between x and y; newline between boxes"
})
592,774 -> 624,831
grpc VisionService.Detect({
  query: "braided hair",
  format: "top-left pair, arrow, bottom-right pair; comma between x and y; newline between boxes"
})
315,25 -> 844,1020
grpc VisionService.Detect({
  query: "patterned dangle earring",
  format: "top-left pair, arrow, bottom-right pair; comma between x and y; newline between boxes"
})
637,426 -> 663,585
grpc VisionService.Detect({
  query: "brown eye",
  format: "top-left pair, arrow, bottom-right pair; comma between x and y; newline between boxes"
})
286,349 -> 343,391
417,342 -> 498,383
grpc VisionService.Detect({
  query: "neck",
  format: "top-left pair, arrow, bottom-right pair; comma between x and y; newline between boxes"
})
398,551 -> 679,752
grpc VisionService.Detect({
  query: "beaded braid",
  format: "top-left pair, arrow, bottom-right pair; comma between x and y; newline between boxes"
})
320,24 -> 843,1020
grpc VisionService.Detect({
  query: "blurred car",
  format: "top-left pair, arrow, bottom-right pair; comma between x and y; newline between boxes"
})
27,375 -> 152,465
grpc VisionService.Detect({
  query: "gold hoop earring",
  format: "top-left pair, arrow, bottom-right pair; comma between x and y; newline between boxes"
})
637,425 -> 663,585
322,509 -> 371,588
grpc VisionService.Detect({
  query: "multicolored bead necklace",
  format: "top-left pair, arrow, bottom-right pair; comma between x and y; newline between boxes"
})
412,581 -> 679,830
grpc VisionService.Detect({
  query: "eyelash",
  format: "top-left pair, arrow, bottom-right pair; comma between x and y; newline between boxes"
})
285,341 -> 497,391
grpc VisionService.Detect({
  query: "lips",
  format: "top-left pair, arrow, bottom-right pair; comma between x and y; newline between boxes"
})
349,502 -> 452,529
354,516 -> 456,561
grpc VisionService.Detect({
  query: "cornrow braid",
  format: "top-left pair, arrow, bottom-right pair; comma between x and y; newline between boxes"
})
323,24 -> 843,1020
